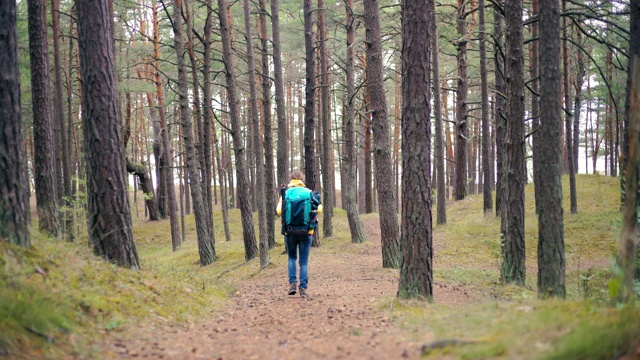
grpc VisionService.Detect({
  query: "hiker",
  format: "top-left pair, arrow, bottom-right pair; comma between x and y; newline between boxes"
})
276,170 -> 322,298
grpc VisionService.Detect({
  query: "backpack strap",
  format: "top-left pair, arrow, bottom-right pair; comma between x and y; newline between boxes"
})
279,186 -> 288,235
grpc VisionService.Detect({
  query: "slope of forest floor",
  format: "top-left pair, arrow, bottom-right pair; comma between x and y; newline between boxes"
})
1,174 -> 639,359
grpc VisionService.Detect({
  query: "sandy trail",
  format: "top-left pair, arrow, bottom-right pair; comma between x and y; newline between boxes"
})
103,228 -> 482,360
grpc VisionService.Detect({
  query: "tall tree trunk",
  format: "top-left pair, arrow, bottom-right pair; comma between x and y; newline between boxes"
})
28,0 -> 59,237
318,0 -> 333,238
531,0 -> 541,215
153,0 -> 180,251
431,0 -> 446,225
363,84 -> 373,214
259,0 -> 276,249
343,0 -> 366,244
52,0 -> 73,241
246,99 -> 256,211
444,90 -> 454,199
501,0 -> 526,285
0,0 -> 30,247
479,0 -> 492,213
620,56 -> 640,300
218,0 -> 258,260
620,0 -> 640,288
298,84 -> 304,173
393,70 -> 401,209
303,0 -> 317,193
562,0 -> 577,214
303,0 -> 320,247
537,0 -> 566,298
607,47 -> 615,177
586,50 -> 591,173
225,132 -> 235,209
562,3 -> 570,175
185,0 -> 215,247
203,0 -> 216,247
76,0 -> 139,269
454,0 -> 468,200
171,0 -> 215,265
178,128 -> 186,243
398,0 -> 433,300
271,0 -> 289,188
214,125 -> 231,242
152,2 -> 168,218
143,86 -> 163,218
358,110 -> 366,213
573,31 -> 583,171
66,20 -> 77,200
243,0 -> 269,269
494,2 -> 505,218
363,0 -> 401,268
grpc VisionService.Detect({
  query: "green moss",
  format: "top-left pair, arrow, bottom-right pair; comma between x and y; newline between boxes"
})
543,305 -> 640,360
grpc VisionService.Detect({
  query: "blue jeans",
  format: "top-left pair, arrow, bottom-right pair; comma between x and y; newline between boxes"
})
285,234 -> 312,289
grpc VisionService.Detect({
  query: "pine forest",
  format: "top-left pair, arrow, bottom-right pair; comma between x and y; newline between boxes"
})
1,0 -> 640,358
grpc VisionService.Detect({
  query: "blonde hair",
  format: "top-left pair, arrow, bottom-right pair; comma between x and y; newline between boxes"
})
290,170 -> 305,181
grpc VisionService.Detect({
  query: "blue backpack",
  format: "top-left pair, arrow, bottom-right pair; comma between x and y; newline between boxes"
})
281,186 -> 321,236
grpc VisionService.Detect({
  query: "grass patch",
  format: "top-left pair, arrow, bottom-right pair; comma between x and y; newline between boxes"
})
543,304 -> 640,360
389,298 -> 639,360
0,206 -> 274,358
436,175 -> 621,300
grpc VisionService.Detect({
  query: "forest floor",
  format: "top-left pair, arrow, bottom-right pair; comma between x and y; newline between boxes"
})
3,175 -> 638,360
102,216 -> 488,360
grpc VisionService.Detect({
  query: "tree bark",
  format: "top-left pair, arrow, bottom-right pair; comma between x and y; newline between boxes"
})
217,0 -> 258,260
531,0 -> 541,215
243,0 -> 269,269
363,83 -> 373,214
501,0 -> 526,285
620,0 -> 640,289
537,0 -> 566,298
363,0 -> 401,268
271,0 -> 289,189
52,0 -> 73,241
430,0 -> 446,225
455,0 -> 468,201
318,0 -> 333,238
152,1 -> 168,219
184,0 -> 215,247
153,0 -> 180,251
620,56 -> 640,301
573,31 -> 583,172
260,0 -> 276,249
479,0 -> 493,213
398,0 -> 433,300
0,0 -> 30,247
494,2 -> 505,218
393,70 -> 401,210
303,0 -> 318,193
343,0 -> 366,244
171,0 -> 215,265
76,0 -> 139,269
303,0 -> 320,247
203,0 -> 216,247
28,0 -> 59,237
562,0 -> 577,214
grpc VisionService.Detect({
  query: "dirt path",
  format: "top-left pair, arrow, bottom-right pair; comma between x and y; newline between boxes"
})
103,229 -> 483,360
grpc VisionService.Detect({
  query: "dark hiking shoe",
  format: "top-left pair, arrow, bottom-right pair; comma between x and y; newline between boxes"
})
299,287 -> 308,298
288,283 -> 297,295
